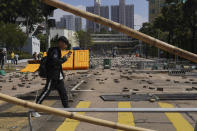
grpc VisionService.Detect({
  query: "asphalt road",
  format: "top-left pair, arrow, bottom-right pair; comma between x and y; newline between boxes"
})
0,68 -> 197,131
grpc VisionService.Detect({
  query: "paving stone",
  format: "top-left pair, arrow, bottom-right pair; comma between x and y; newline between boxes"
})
186,88 -> 193,91
0,80 -> 6,82
96,78 -> 100,81
133,89 -> 139,91
149,87 -> 155,90
114,79 -> 120,83
149,98 -> 156,102
192,87 -> 197,90
12,86 -> 17,90
174,80 -> 179,83
143,85 -> 147,88
18,84 -> 25,87
192,82 -> 197,84
184,81 -> 190,84
99,81 -> 104,84
122,87 -> 129,92
147,81 -> 153,84
157,88 -> 163,91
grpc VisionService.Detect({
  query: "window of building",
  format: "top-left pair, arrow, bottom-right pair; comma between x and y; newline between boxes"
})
151,0 -> 155,4
151,9 -> 155,14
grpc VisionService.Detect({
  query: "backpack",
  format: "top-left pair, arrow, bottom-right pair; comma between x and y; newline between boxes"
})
38,56 -> 47,78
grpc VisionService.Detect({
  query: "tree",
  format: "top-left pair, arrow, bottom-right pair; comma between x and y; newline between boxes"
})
50,34 -> 59,48
146,0 -> 196,58
75,30 -> 92,49
36,34 -> 47,52
0,0 -> 21,23
0,22 -> 27,51
0,0 -> 56,33
154,2 -> 183,45
183,0 -> 197,53
139,22 -> 161,57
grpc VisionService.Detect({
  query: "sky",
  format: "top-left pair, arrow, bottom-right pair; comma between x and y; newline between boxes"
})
52,0 -> 149,30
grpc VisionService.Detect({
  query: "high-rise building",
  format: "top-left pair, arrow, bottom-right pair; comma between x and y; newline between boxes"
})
125,5 -> 134,29
119,0 -> 126,25
75,16 -> 82,31
147,0 -> 165,23
94,0 -> 100,15
111,1 -> 134,29
86,0 -> 109,32
86,0 -> 134,32
56,15 -> 82,31
111,5 -> 119,23
100,6 -> 109,31
86,6 -> 95,32
94,0 -> 101,32
59,15 -> 75,30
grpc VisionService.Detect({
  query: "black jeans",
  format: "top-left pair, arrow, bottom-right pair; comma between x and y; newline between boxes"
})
36,79 -> 69,108
0,59 -> 4,69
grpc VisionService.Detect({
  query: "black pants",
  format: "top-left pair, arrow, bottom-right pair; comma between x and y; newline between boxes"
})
0,59 -> 4,69
36,79 -> 69,108
14,59 -> 18,65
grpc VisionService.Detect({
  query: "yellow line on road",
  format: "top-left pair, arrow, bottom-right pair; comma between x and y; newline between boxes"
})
158,102 -> 193,131
56,101 -> 91,131
118,102 -> 135,131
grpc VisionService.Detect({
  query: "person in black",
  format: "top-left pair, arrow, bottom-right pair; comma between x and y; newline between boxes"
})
32,36 -> 72,117
0,49 -> 5,69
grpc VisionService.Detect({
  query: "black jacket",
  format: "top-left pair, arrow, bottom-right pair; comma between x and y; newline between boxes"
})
46,47 -> 67,80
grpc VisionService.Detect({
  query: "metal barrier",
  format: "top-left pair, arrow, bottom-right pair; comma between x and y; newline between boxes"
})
28,107 -> 197,131
56,108 -> 197,112
0,93 -> 154,131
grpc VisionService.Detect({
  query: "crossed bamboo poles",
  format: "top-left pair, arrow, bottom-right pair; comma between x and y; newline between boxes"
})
0,0 -> 197,130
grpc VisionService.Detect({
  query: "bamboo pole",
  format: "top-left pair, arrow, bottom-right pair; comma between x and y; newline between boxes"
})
41,0 -> 197,63
0,93 -> 154,131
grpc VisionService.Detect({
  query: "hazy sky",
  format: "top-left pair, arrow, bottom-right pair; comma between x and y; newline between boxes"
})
53,0 -> 149,30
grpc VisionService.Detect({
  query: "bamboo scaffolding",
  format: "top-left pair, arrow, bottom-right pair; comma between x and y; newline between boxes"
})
41,0 -> 197,63
0,93 -> 154,131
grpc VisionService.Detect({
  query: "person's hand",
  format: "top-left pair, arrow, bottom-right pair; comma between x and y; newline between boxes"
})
64,51 -> 72,59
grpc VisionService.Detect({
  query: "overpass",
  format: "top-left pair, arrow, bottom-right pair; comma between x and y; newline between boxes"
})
91,34 -> 138,44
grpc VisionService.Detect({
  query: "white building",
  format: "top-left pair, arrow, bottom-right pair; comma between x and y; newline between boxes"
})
50,28 -> 79,48
22,36 -> 40,55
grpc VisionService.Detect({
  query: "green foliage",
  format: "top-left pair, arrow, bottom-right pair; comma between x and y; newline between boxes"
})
7,51 -> 32,60
50,34 -> 59,48
0,0 -> 56,33
140,0 -> 197,57
75,30 -> 92,48
37,34 -> 60,51
0,22 -> 27,51
36,34 -> 47,52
